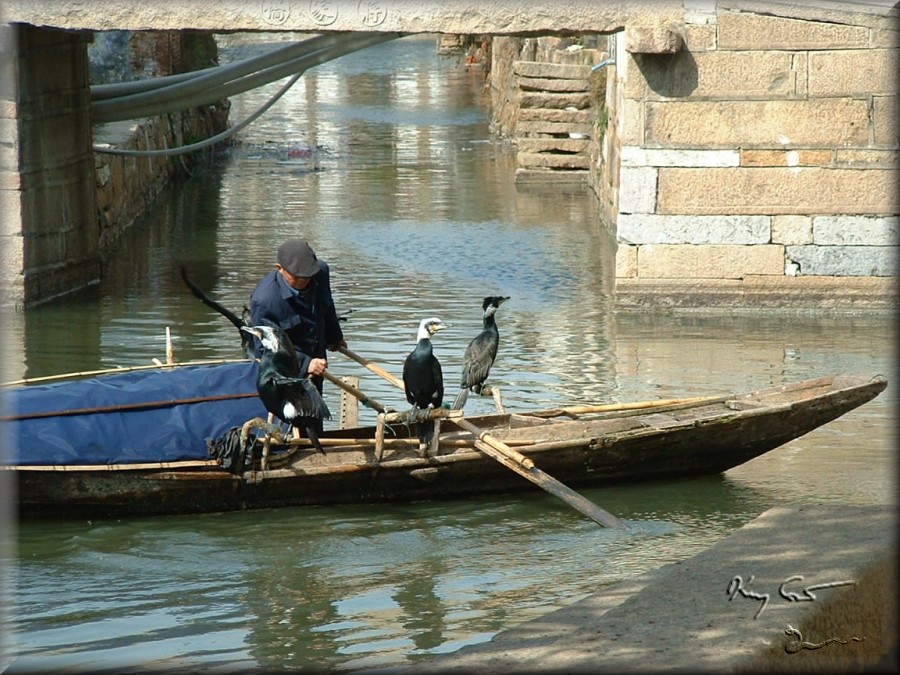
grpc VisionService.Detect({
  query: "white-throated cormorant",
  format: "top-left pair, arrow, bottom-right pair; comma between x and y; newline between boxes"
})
402,317 -> 446,448
240,323 -> 331,454
452,295 -> 509,410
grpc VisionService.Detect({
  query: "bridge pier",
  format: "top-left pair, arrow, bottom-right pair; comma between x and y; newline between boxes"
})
1,24 -> 99,308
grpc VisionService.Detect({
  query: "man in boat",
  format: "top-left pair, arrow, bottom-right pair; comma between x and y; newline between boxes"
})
249,238 -> 348,432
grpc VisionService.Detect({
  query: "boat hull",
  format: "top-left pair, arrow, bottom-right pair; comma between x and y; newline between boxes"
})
9,373 -> 888,519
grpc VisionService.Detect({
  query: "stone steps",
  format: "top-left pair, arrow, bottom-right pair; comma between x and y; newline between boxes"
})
513,60 -> 595,183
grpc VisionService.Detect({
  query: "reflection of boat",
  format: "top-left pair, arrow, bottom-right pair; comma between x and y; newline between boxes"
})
3,366 -> 887,519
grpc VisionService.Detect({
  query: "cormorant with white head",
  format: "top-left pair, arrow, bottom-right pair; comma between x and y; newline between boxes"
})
402,317 -> 446,447
240,323 -> 331,454
452,295 -> 509,410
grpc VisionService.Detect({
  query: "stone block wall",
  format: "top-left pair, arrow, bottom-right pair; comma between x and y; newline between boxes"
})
606,3 -> 899,283
92,31 -> 228,257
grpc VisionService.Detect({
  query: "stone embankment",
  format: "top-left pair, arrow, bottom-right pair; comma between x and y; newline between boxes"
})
514,61 -> 594,183
91,31 -> 228,252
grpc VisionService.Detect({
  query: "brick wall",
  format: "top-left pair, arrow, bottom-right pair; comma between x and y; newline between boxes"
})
606,4 -> 898,284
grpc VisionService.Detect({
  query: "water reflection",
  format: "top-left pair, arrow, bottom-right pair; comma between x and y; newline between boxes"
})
11,475 -> 773,673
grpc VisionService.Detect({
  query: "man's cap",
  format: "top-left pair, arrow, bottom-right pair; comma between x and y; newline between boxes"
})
277,239 -> 319,277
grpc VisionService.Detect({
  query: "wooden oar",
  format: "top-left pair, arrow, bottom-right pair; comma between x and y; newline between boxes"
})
333,352 -> 630,530
338,346 -> 405,389
453,416 -> 629,529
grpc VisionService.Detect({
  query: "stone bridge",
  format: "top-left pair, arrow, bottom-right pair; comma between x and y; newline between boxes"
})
1,0 -> 897,309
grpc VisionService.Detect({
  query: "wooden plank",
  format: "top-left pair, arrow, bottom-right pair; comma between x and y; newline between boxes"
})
5,459 -> 222,471
340,375 -> 360,429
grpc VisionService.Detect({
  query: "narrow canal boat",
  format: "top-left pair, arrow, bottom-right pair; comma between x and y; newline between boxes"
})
2,363 -> 887,519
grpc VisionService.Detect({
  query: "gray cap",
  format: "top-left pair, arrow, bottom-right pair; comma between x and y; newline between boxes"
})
277,239 -> 319,277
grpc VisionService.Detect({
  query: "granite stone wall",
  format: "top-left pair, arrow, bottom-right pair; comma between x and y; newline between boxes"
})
607,4 -> 898,282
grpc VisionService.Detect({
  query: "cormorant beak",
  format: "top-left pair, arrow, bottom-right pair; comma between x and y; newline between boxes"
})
241,326 -> 263,339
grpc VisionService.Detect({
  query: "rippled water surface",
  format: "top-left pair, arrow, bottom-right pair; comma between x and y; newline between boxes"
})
3,34 -> 895,673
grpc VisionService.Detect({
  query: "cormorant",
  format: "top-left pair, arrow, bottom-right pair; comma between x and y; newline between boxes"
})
402,317 -> 446,448
180,266 -> 255,358
452,295 -> 509,410
240,323 -> 331,454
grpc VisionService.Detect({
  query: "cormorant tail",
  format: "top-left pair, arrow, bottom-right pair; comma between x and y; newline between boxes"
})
304,424 -> 327,455
451,388 -> 468,410
418,419 -> 435,447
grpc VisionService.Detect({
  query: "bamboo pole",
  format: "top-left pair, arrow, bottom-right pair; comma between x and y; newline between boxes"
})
527,395 -> 728,418
374,414 -> 387,463
258,436 -> 536,449
1,358 -> 251,388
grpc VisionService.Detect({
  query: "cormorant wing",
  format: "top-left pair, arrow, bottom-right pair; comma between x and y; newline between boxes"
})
460,331 -> 499,388
430,356 -> 444,408
402,352 -> 418,406
268,373 -> 331,419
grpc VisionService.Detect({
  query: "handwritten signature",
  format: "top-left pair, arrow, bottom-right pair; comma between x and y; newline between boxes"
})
784,624 -> 865,653
726,574 -> 856,619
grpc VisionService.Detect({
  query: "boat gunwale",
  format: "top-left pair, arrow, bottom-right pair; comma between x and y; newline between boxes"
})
5,372 -> 886,476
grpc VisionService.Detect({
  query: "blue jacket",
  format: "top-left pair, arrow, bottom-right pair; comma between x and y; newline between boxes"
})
249,260 -> 344,378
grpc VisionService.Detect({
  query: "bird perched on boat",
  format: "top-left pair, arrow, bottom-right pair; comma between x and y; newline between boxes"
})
452,295 -> 510,410
402,317 -> 446,448
180,266 -> 255,358
240,323 -> 331,454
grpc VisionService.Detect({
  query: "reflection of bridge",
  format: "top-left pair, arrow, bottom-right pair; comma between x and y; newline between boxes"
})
2,1 -> 897,309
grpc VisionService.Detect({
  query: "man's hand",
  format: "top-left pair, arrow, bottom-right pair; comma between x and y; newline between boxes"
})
327,339 -> 348,352
308,357 -> 328,376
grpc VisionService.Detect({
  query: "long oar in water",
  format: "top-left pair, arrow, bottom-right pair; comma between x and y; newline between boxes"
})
332,350 -> 630,530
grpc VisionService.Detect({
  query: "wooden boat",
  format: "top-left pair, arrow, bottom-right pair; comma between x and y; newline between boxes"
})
2,367 -> 887,519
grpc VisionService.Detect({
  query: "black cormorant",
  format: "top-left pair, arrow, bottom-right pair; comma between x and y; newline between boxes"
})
180,266 -> 255,358
402,317 -> 446,447
452,295 -> 509,410
240,323 -> 331,454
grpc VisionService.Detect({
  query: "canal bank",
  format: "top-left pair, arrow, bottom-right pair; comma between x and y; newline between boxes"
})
373,504 -> 897,673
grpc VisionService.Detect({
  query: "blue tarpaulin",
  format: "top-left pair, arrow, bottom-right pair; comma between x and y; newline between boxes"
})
5,361 -> 268,466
